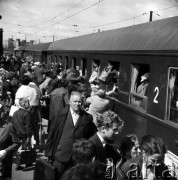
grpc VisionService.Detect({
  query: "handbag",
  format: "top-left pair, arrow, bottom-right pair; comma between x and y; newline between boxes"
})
16,149 -> 37,169
9,105 -> 19,117
99,65 -> 113,82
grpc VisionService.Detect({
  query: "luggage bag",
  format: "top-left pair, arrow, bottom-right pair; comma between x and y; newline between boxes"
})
16,149 -> 37,169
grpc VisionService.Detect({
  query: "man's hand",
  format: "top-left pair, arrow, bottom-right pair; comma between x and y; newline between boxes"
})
0,150 -> 7,159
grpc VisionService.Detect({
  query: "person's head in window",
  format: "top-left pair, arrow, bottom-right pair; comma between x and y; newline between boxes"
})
137,72 -> 149,97
93,65 -> 99,73
140,73 -> 149,83
96,110 -> 124,142
120,134 -> 141,161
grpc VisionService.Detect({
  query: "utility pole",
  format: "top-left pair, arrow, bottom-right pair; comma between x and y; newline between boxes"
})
149,11 -> 153,22
0,15 -> 3,57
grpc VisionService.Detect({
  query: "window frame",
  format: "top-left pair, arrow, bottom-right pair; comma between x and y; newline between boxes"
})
129,63 -> 150,111
166,67 -> 178,124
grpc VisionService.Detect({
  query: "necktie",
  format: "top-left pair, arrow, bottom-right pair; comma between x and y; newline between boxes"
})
73,113 -> 79,126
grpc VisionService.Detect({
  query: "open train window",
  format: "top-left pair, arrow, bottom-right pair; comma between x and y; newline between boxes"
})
80,58 -> 87,76
65,56 -> 69,70
54,55 -> 57,63
106,61 -> 120,92
59,56 -> 62,61
89,59 -> 100,84
92,59 -> 100,72
167,68 -> 178,123
130,63 -> 150,111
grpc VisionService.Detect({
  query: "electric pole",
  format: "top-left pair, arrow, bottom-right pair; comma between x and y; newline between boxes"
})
149,11 -> 153,22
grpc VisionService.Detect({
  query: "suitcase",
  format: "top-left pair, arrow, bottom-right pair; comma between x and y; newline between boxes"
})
33,158 -> 56,180
16,149 -> 37,169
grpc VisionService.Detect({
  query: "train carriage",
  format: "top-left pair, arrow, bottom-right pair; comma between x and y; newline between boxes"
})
24,42 -> 52,63
14,42 -> 52,63
14,16 -> 178,176
47,16 -> 178,176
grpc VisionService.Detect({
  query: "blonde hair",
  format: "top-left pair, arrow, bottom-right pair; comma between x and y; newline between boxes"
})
19,98 -> 29,108
95,89 -> 106,98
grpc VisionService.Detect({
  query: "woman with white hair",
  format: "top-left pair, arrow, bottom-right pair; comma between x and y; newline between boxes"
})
86,89 -> 110,125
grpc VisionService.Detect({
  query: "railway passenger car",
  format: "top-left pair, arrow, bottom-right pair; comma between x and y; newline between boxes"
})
14,45 -> 28,58
47,16 -> 178,175
24,42 -> 52,63
15,42 -> 51,63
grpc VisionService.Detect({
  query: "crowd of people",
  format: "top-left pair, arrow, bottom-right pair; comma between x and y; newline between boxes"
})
0,54 -> 175,180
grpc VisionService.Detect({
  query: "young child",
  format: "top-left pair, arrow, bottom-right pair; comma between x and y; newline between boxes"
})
11,98 -> 33,149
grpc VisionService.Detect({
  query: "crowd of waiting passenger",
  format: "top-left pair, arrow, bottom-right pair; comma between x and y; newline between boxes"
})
0,54 -> 175,180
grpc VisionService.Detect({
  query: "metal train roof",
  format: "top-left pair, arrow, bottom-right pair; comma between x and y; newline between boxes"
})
25,42 -> 52,52
48,16 -> 178,52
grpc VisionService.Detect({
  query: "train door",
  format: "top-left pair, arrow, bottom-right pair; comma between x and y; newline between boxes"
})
130,63 -> 150,111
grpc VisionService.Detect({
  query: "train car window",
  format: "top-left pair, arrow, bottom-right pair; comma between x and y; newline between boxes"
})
167,68 -> 178,123
130,63 -> 150,111
92,59 -> 100,72
54,55 -> 57,64
80,58 -> 87,76
72,57 -> 77,69
89,59 -> 100,84
59,56 -> 62,62
65,56 -> 69,70
105,61 -> 120,93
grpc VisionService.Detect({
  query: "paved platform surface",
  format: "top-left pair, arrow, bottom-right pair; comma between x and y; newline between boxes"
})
12,151 -> 45,180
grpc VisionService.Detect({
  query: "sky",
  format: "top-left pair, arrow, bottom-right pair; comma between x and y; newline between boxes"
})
0,0 -> 178,44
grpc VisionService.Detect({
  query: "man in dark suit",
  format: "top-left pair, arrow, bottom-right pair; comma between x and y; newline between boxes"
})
45,91 -> 97,178
0,123 -> 21,178
89,110 -> 124,179
2,72 -> 14,100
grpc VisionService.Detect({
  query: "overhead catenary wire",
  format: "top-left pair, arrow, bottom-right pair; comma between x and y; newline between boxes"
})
6,0 -> 47,20
27,0 -> 104,38
2,3 -> 178,31
29,0 -> 87,28
154,4 -> 178,12
21,3 -> 178,37
2,2 -> 178,41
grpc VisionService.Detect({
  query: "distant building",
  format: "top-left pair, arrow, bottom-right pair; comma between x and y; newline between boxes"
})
8,38 -> 14,53
20,40 -> 26,46
0,29 -> 3,56
15,39 -> 20,47
30,40 -> 34,44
